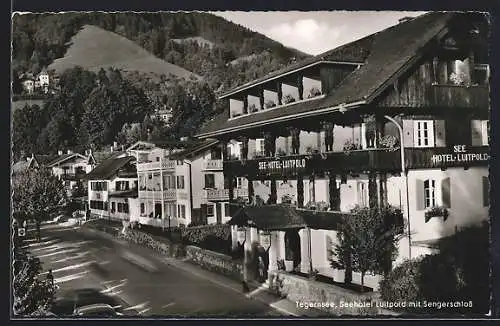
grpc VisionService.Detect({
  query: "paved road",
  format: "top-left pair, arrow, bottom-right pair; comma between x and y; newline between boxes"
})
23,223 -> 281,317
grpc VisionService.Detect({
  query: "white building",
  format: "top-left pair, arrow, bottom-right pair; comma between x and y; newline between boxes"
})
46,150 -> 88,196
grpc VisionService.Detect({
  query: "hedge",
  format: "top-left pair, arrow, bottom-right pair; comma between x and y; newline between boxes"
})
379,222 -> 490,315
180,224 -> 232,255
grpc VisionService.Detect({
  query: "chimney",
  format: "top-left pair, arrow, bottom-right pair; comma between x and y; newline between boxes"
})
398,16 -> 413,24
58,150 -> 63,156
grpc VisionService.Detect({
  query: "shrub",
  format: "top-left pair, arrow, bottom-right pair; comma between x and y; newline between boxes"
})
181,224 -> 232,255
283,94 -> 296,104
379,222 -> 489,314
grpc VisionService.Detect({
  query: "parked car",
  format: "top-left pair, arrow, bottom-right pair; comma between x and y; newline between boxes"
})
50,288 -> 124,316
74,303 -> 123,317
53,215 -> 69,223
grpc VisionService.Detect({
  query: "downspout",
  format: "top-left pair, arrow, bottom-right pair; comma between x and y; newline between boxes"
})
383,115 -> 411,260
184,159 -> 194,226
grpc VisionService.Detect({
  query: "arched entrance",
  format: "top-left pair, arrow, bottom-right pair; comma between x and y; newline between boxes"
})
285,229 -> 301,270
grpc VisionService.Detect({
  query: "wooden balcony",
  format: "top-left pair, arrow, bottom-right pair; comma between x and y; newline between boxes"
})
136,160 -> 176,171
116,170 -> 137,178
427,85 -> 489,109
224,148 -> 401,178
223,146 -> 489,177
203,159 -> 223,170
61,172 -> 87,180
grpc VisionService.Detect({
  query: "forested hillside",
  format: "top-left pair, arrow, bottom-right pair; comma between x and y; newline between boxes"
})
12,12 -> 309,92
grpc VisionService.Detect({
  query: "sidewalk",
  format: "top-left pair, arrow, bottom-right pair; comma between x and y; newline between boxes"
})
81,226 -> 326,317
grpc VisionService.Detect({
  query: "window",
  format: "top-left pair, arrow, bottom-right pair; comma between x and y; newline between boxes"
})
90,200 -> 105,210
207,204 -> 215,217
224,203 -> 230,217
472,64 -> 490,85
115,181 -> 129,191
210,148 -> 222,160
413,120 -> 435,148
140,203 -> 145,215
471,120 -> 489,146
255,139 -> 265,156
91,181 -> 107,191
156,157 -> 160,162
176,176 -> 185,189
357,182 -> 368,207
111,202 -> 116,213
424,179 -> 437,209
178,204 -> 186,219
236,177 -> 244,189
205,174 -> 215,189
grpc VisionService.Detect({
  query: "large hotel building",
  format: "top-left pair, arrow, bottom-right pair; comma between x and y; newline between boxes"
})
194,12 -> 490,288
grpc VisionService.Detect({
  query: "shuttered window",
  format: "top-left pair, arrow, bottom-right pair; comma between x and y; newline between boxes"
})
413,120 -> 435,148
434,120 -> 446,147
482,176 -> 490,207
357,182 -> 368,207
424,179 -> 437,208
205,174 -> 215,189
207,204 -> 215,217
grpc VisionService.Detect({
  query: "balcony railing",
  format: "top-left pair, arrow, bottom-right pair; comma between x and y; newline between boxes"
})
202,188 -> 229,201
234,188 -> 249,199
61,172 -> 87,180
136,160 -> 176,171
427,85 -> 489,109
138,189 -> 176,200
223,146 -> 489,177
203,159 -> 223,170
116,170 -> 137,178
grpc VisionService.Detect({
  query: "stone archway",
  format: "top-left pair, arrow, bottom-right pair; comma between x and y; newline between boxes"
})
285,229 -> 301,270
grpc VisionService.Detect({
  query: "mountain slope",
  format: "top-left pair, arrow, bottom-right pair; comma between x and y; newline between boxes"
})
13,12 -> 310,92
49,25 -> 199,79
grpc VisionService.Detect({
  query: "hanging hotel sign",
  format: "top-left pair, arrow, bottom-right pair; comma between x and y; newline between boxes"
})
431,145 -> 489,165
259,232 -> 271,251
258,158 -> 308,175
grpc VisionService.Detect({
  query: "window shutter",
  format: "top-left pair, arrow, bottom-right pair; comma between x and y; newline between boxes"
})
441,177 -> 451,208
471,120 -> 483,146
204,174 -> 210,188
482,176 -> 490,207
402,119 -> 414,148
434,120 -> 446,147
416,179 -> 425,211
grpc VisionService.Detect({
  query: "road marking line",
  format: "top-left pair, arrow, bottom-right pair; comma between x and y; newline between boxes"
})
40,260 -> 96,275
100,281 -> 127,294
123,302 -> 149,311
24,239 -> 59,248
138,307 -> 151,315
162,302 -> 176,309
245,286 -> 266,298
54,271 -> 89,284
24,236 -> 50,243
51,251 -> 90,264
269,301 -> 300,317
36,247 -> 80,259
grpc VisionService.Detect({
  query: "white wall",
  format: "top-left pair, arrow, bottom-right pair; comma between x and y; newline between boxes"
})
407,167 -> 489,242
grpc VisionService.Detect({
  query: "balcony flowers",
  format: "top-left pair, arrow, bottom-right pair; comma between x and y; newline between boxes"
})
425,206 -> 449,223
308,87 -> 322,98
265,100 -> 276,109
343,139 -> 361,152
378,135 -> 399,150
248,103 -> 258,113
276,148 -> 287,157
283,94 -> 296,104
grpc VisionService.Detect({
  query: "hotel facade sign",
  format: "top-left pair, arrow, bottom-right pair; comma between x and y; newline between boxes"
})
431,145 -> 489,165
258,158 -> 308,175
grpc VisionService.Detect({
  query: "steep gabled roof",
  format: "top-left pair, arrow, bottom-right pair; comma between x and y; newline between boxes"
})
47,153 -> 87,167
88,151 -> 125,165
197,12 -> 456,138
85,156 -> 136,180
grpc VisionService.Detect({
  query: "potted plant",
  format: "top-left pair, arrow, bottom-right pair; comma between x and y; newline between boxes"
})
248,103 -> 258,113
343,139 -> 358,151
283,94 -> 296,104
425,206 -> 449,223
308,268 -> 320,280
378,135 -> 399,149
308,87 -> 322,98
265,100 -> 276,109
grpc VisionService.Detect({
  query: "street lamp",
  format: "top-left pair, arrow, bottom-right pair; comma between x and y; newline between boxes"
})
383,115 -> 412,260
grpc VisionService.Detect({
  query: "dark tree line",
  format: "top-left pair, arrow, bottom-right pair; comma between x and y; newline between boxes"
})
12,67 -> 218,160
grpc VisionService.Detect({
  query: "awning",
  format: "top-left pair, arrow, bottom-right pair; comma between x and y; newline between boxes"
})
227,204 -> 349,231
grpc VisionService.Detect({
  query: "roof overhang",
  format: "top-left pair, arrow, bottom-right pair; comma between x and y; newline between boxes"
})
219,60 -> 364,100
47,153 -> 87,167
196,100 -> 366,139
